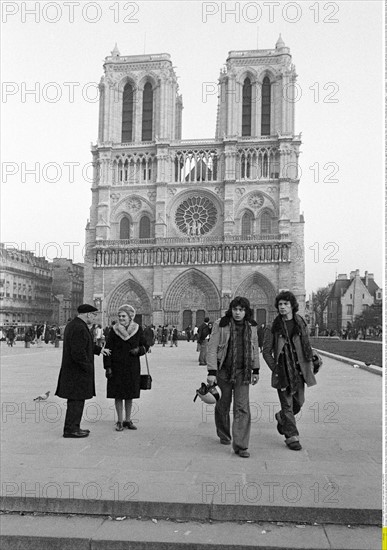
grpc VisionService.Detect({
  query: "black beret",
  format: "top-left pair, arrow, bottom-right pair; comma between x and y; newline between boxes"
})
77,304 -> 98,314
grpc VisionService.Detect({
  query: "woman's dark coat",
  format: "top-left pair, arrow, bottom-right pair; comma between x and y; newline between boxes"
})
103,325 -> 147,399
55,317 -> 101,400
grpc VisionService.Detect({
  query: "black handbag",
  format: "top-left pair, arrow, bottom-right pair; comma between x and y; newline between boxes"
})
140,353 -> 152,390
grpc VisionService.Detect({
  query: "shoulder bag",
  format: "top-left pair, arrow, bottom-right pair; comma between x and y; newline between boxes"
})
140,353 -> 152,390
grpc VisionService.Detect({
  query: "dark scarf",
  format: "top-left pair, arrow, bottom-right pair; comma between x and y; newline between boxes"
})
225,318 -> 253,384
272,313 -> 313,393
272,314 -> 313,361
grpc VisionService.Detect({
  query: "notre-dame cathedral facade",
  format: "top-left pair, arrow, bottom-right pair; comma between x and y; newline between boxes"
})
84,36 -> 305,328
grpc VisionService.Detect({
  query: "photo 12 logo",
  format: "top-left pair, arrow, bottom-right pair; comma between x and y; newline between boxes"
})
201,2 -> 340,24
1,2 -> 140,24
2,480 -> 139,500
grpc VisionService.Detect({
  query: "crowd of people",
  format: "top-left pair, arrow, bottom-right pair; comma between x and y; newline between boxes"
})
54,291 -> 320,457
0,324 -> 62,347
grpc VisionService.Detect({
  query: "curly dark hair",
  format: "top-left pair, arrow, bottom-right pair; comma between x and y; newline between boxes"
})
225,296 -> 254,321
274,291 -> 299,313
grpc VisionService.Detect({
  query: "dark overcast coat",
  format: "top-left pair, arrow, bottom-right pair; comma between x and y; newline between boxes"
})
55,317 -> 101,400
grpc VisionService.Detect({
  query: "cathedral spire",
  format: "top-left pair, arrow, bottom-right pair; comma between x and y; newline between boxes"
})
111,43 -> 120,57
276,34 -> 285,50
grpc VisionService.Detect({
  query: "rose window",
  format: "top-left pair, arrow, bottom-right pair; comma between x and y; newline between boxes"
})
248,193 -> 264,209
175,196 -> 217,236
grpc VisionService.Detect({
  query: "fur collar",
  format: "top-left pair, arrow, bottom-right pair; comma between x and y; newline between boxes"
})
219,316 -> 257,328
113,321 -> 139,341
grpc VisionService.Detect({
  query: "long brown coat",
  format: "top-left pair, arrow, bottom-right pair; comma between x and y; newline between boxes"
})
55,317 -> 101,400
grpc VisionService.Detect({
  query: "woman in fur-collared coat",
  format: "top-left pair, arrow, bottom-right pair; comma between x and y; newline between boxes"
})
103,304 -> 148,431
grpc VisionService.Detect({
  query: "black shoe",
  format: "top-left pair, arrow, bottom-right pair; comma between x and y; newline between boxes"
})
63,431 -> 89,438
78,429 -> 90,434
235,449 -> 250,458
287,441 -> 302,451
275,412 -> 284,435
220,439 -> 231,445
123,420 -> 137,430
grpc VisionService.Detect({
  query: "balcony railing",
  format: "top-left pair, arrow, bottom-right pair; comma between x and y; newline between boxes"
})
93,236 -> 291,268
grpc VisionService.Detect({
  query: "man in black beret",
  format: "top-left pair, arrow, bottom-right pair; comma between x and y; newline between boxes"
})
56,304 -> 110,438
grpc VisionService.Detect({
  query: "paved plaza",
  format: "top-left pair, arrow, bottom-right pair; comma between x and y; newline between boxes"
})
0,340 -> 382,548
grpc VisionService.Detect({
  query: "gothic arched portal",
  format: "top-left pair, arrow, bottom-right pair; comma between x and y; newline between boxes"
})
163,269 -> 221,329
107,278 -> 152,326
234,272 -> 277,324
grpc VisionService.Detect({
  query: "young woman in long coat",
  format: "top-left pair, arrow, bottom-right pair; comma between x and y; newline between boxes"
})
103,304 -> 148,431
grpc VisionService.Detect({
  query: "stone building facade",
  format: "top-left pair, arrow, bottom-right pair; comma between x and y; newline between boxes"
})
51,258 -> 84,325
84,37 -> 305,328
327,270 -> 382,332
0,244 -> 53,327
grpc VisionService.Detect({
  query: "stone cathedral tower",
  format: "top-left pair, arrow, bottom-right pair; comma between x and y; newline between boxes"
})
84,37 -> 305,328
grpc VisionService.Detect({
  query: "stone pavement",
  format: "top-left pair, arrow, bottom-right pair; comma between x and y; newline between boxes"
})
0,339 -> 382,545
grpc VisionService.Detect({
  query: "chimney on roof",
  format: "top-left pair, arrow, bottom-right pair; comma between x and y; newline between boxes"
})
337,274 -> 347,280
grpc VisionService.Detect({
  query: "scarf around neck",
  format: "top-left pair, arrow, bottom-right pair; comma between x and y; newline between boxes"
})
272,313 -> 313,394
113,321 -> 139,341
271,313 -> 313,361
228,317 -> 253,384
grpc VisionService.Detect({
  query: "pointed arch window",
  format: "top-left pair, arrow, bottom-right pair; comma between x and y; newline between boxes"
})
122,83 -> 134,143
261,77 -> 271,136
139,215 -> 151,239
261,212 -> 272,234
241,211 -> 253,238
242,78 -> 252,137
142,82 -> 153,141
120,217 -> 131,240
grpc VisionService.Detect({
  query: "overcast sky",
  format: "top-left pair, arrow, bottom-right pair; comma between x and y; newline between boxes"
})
1,0 -> 384,295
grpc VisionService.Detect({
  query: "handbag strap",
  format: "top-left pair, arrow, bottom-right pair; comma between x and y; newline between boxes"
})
144,353 -> 150,375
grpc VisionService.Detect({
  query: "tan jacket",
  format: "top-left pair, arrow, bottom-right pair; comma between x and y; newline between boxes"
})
207,317 -> 260,376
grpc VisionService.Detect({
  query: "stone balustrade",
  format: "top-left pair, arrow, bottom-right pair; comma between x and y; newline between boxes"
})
94,241 -> 290,268
98,234 -> 288,247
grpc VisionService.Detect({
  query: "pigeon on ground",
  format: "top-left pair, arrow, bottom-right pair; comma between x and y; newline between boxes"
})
33,391 -> 50,401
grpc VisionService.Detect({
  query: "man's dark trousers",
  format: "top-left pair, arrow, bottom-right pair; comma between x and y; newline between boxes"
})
64,400 -> 85,433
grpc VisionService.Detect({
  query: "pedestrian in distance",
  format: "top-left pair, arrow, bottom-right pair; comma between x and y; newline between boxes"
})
161,325 -> 168,347
262,291 -> 317,451
171,326 -> 178,347
257,323 -> 266,352
55,304 -> 110,438
207,297 -> 259,458
197,317 -> 211,365
103,304 -> 149,432
95,324 -> 103,346
144,324 -> 155,353
6,326 -> 16,347
193,325 -> 198,342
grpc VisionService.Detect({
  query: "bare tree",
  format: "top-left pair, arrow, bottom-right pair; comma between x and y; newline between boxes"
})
312,286 -> 331,330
